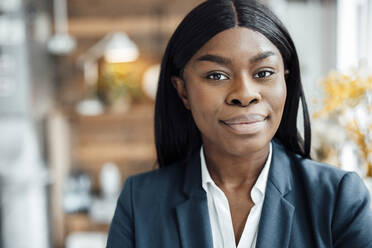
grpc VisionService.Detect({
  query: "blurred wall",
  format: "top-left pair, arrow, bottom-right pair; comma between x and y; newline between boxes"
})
0,0 -> 52,247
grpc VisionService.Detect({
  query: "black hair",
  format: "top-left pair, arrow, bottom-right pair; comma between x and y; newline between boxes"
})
155,0 -> 311,167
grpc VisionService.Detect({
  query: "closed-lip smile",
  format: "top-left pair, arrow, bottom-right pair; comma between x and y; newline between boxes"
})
220,114 -> 267,134
221,114 -> 267,124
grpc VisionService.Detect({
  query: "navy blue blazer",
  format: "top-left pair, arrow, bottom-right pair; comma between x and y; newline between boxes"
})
107,141 -> 372,247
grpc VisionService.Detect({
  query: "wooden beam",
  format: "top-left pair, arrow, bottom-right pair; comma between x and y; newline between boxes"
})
68,15 -> 183,38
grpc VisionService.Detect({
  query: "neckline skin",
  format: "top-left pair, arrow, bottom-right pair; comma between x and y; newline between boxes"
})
201,143 -> 272,199
203,141 -> 270,189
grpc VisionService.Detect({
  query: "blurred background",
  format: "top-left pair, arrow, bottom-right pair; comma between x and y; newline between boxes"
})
0,0 -> 371,247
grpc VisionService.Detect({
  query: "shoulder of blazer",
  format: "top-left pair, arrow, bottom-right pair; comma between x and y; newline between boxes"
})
287,150 -> 372,248
271,140 -> 350,202
270,140 -> 348,196
124,159 -> 188,199
287,151 -> 357,216
291,153 -> 348,188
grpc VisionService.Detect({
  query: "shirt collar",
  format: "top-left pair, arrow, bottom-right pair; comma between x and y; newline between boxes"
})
200,146 -> 214,191
200,142 -> 272,204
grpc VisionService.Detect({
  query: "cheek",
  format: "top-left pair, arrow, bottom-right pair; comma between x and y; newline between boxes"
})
270,79 -> 287,117
186,82 -> 224,127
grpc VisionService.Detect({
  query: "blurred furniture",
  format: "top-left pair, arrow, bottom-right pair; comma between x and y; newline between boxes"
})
48,102 -> 156,248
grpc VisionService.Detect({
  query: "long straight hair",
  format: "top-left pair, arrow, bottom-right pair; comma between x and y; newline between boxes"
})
155,0 -> 311,168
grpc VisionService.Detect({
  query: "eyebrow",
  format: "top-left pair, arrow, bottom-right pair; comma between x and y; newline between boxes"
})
249,51 -> 276,63
196,54 -> 232,66
195,51 -> 277,66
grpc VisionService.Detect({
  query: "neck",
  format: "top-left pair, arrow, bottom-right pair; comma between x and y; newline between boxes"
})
202,142 -> 270,189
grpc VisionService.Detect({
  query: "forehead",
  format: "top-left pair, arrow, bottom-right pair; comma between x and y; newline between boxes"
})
191,27 -> 282,60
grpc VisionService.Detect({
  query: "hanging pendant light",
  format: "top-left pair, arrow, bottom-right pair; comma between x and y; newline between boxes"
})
103,32 -> 139,63
47,0 -> 76,55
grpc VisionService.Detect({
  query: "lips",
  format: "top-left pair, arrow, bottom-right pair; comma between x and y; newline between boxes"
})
221,114 -> 266,125
220,114 -> 267,134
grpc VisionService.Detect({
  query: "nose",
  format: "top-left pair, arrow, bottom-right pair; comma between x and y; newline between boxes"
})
226,74 -> 262,107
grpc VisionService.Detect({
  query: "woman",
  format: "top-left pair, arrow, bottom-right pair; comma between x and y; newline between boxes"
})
107,0 -> 372,247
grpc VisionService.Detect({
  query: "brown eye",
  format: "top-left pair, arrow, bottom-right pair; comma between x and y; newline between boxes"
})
254,70 -> 274,79
206,72 -> 229,81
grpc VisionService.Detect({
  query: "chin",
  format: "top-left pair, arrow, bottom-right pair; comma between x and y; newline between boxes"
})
221,135 -> 271,157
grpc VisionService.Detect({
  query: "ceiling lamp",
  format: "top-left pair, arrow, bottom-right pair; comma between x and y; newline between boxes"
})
103,32 -> 139,63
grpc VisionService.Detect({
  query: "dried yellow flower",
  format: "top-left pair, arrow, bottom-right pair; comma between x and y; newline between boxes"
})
315,71 -> 372,176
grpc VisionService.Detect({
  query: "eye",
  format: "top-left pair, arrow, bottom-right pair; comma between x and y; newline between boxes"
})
253,70 -> 274,79
206,72 -> 229,81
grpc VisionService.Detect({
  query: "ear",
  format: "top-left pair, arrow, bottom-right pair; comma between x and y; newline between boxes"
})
171,76 -> 190,110
284,69 -> 290,79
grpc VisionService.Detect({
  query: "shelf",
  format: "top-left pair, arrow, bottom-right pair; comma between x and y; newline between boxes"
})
65,213 -> 109,234
49,102 -> 156,248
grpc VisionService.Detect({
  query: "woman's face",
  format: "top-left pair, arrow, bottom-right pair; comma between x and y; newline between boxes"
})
173,27 -> 287,157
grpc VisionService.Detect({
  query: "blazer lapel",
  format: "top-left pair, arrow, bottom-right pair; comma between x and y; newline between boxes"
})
256,141 -> 295,248
175,151 -> 213,248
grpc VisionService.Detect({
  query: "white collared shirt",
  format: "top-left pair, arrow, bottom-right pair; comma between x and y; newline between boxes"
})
200,143 -> 272,248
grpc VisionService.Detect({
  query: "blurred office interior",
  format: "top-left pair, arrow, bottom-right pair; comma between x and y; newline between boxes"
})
0,0 -> 371,247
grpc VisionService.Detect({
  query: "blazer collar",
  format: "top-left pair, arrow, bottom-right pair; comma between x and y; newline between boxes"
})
176,149 -> 213,248
182,149 -> 206,198
267,140 -> 294,195
256,140 -> 295,248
